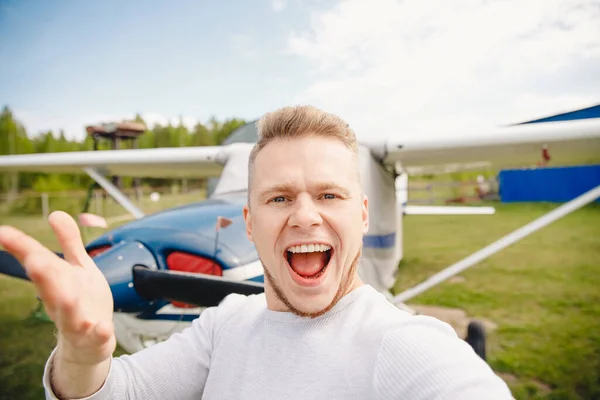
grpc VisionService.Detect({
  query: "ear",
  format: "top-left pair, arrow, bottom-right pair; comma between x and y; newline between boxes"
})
362,195 -> 369,234
243,204 -> 253,242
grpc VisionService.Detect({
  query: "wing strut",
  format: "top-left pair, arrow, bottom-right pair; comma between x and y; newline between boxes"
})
84,167 -> 145,219
392,185 -> 600,304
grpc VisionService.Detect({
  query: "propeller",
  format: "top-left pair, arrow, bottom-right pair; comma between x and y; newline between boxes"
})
0,242 -> 265,310
0,250 -> 29,281
132,266 -> 264,307
0,250 -> 66,282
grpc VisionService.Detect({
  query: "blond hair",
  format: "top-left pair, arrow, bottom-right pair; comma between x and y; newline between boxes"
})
247,105 -> 359,203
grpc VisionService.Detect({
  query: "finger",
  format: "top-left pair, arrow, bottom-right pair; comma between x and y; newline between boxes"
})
58,300 -> 111,343
56,292 -> 88,333
24,252 -> 64,313
0,226 -> 77,320
92,320 -> 117,352
48,211 -> 89,266
0,225 -> 59,266
94,319 -> 115,343
59,319 -> 115,355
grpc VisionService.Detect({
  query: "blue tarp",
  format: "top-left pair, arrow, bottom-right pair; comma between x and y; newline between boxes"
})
499,165 -> 600,203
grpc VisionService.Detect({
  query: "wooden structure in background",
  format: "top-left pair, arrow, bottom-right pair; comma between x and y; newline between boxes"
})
86,121 -> 146,190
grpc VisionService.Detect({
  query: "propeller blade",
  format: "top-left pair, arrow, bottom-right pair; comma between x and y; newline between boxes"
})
0,251 -> 65,282
0,251 -> 29,280
132,266 -> 264,307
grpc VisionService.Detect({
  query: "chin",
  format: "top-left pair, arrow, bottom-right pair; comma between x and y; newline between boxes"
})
283,267 -> 348,318
288,287 -> 339,314
263,249 -> 358,318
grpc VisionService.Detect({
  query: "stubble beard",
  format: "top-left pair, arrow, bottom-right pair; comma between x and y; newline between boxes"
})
262,246 -> 362,318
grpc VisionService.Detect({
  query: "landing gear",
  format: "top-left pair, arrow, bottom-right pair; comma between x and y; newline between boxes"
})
113,313 -> 190,354
465,320 -> 486,361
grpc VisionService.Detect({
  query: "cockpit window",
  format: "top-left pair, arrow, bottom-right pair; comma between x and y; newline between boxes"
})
207,120 -> 258,198
221,120 -> 259,145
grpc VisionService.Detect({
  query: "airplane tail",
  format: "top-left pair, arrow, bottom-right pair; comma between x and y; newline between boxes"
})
0,251 -> 29,281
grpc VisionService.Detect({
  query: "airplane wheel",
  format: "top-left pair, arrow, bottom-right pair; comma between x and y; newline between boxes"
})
113,313 -> 190,354
465,320 -> 486,361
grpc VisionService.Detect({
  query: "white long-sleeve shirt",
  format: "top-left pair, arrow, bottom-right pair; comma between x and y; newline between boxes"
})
43,285 -> 514,399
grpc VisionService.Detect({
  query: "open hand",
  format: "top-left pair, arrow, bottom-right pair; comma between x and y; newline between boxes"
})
0,211 -> 115,365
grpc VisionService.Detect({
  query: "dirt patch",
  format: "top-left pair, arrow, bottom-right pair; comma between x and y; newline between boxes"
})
529,379 -> 552,394
497,372 -> 519,385
407,304 -> 497,338
408,305 -> 552,395
449,275 -> 466,284
496,372 -> 552,395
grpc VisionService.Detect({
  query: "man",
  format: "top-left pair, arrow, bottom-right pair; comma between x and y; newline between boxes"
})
0,106 -> 514,399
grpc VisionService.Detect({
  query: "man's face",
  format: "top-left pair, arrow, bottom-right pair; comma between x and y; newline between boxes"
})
243,135 -> 368,317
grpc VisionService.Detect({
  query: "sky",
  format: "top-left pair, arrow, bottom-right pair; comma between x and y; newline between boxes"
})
1,0 -> 599,142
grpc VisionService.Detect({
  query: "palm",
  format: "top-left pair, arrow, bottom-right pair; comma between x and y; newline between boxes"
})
0,211 -> 115,364
50,255 -> 115,362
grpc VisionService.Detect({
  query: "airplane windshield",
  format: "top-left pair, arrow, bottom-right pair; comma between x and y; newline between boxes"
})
221,120 -> 258,145
208,120 -> 258,198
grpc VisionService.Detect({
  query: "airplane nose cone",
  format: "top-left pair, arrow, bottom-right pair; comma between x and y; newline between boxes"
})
92,241 -> 159,313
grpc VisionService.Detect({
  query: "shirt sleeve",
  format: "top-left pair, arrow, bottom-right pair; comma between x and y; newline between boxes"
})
42,295 -> 240,400
373,315 -> 515,400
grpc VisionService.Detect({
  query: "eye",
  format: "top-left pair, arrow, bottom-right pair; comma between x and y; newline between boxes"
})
322,193 -> 337,200
270,196 -> 287,203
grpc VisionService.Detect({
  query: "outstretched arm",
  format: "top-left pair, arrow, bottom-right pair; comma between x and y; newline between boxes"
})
0,212 -> 218,399
0,212 -> 116,398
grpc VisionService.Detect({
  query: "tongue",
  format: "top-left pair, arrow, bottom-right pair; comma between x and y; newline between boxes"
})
289,252 -> 328,277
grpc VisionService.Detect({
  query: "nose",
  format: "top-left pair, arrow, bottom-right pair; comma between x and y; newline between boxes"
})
288,194 -> 322,229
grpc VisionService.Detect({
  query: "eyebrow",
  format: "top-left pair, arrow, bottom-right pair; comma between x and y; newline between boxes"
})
313,182 -> 351,197
258,181 -> 351,200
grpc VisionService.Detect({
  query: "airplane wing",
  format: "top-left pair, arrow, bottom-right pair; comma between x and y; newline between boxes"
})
366,117 -> 600,172
0,145 -> 231,179
1,109 -> 599,179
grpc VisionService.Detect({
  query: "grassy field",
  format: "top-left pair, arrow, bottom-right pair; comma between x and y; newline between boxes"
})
1,196 -> 599,399
395,201 -> 600,399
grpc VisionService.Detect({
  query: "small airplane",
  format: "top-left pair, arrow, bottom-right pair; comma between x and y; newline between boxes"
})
0,105 -> 599,361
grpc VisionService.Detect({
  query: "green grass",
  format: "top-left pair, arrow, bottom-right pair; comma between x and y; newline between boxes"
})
394,202 -> 600,399
1,198 -> 599,399
0,278 -> 55,400
0,187 -> 207,220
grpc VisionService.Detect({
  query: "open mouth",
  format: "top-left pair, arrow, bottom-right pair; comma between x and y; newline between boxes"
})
285,244 -> 333,280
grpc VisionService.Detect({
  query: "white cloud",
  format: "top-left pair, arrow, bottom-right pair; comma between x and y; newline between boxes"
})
271,0 -> 287,12
286,0 -> 600,140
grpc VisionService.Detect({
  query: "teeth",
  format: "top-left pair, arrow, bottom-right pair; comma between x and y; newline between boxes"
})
287,244 -> 331,253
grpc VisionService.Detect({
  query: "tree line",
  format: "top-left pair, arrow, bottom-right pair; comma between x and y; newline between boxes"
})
0,105 -> 248,195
